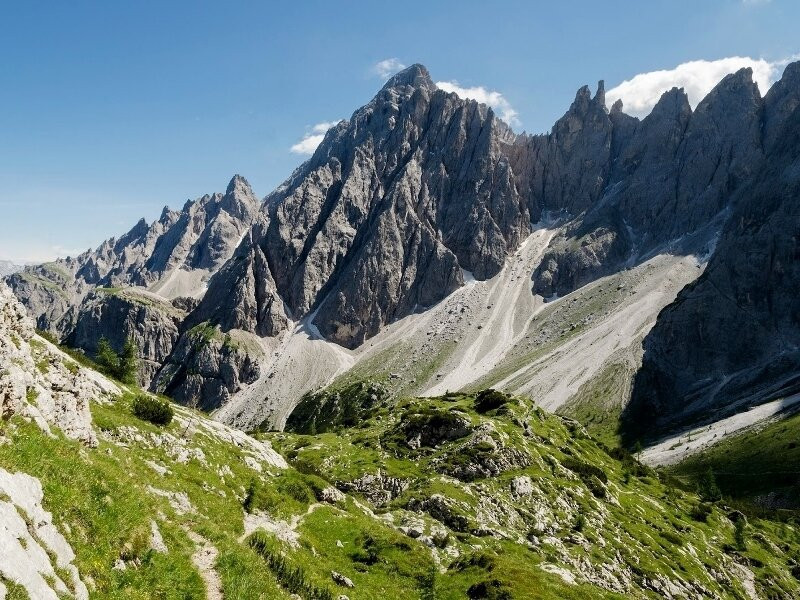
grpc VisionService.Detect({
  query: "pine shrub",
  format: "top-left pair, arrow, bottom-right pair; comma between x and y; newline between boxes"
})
131,394 -> 174,426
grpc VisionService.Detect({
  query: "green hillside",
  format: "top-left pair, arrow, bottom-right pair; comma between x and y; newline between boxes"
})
668,408 -> 800,517
2,337 -> 800,598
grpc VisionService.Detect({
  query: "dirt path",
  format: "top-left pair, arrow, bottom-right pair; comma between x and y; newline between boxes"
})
239,502 -> 326,545
185,530 -> 224,600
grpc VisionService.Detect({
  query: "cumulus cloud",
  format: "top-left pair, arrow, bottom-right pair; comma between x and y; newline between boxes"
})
607,55 -> 798,118
436,81 -> 520,128
290,120 -> 341,155
372,58 -> 406,79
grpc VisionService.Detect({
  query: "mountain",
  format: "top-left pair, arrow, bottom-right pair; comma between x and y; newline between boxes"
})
4,60 -> 800,598
2,283 -> 799,598
6,61 -> 800,447
0,260 -> 25,277
5,175 -> 261,384
624,62 -> 800,441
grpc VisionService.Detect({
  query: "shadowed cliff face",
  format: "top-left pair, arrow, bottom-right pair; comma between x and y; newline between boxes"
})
532,68 -> 766,298
623,71 -> 800,442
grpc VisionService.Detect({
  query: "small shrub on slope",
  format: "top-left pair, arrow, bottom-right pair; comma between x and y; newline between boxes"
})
131,394 -> 173,426
474,389 -> 510,414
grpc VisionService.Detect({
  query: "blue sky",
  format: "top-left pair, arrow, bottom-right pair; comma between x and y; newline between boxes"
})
1,0 -> 797,261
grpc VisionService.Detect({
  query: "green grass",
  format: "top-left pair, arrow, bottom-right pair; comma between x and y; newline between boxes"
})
277,387 -> 800,598
559,362 -> 634,448
3,335 -> 800,599
668,408 -> 800,515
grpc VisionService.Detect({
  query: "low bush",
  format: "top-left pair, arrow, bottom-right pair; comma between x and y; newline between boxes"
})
474,389 -> 510,414
697,467 -> 722,502
131,394 -> 174,426
450,552 -> 496,572
661,529 -> 684,547
573,513 -> 586,532
586,475 -> 607,499
689,502 -> 713,523
466,579 -> 512,600
561,457 -> 608,483
96,337 -> 139,384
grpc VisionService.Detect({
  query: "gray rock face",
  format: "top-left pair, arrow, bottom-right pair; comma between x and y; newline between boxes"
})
67,291 -> 186,387
7,61 -> 800,429
5,264 -> 85,339
0,283 -> 115,447
187,220 -> 287,338
152,327 -> 261,411
251,64 -> 527,346
6,176 -> 261,399
82,174 -> 260,291
533,68 -> 765,297
510,81 -> 613,220
625,76 -> 800,438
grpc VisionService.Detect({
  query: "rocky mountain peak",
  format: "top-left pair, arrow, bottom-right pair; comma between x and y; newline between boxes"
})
381,63 -> 435,92
594,79 -> 606,107
648,87 -> 691,121
763,60 -> 800,151
225,173 -> 252,195
220,174 -> 259,222
8,61 -> 800,436
695,67 -> 761,116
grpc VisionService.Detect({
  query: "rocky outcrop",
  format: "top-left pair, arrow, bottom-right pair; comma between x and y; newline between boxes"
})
5,263 -> 87,339
186,221 -> 287,337
0,283 -> 116,446
337,470 -> 410,506
397,408 -> 473,449
532,221 -> 632,298
284,381 -> 387,434
153,325 -> 261,411
67,290 -> 186,387
625,80 -> 800,439
0,470 -> 90,599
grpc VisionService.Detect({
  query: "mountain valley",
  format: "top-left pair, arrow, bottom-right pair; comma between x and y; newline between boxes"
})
2,59 -> 800,598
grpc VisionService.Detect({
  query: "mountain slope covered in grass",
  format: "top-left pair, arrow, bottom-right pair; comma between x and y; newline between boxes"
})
3,275 -> 800,598
668,408 -> 800,515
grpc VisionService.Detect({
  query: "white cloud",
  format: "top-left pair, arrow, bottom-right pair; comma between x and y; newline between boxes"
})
372,58 -> 406,79
607,55 -> 798,118
290,120 -> 342,155
436,81 -> 520,128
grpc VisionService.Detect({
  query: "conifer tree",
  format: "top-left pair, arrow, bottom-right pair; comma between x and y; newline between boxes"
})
95,337 -> 119,375
118,337 -> 138,384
